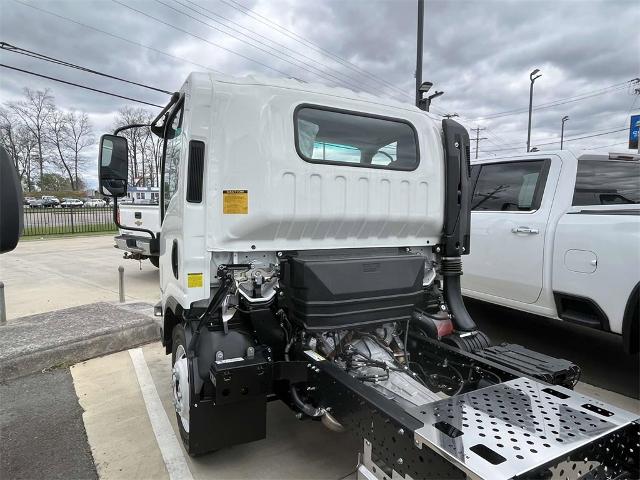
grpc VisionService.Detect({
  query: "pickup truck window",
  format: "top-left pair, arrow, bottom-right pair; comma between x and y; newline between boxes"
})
573,160 -> 640,205
294,105 -> 419,171
471,160 -> 546,211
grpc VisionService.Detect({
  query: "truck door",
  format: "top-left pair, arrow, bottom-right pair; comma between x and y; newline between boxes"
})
462,158 -> 554,304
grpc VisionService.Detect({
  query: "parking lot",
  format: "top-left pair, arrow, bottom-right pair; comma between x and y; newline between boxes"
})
1,235 -> 638,479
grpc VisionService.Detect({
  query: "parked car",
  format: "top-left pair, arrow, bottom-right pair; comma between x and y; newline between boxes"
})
60,198 -> 84,208
28,198 -> 44,208
41,195 -> 60,207
23,196 -> 36,206
462,151 -> 640,353
84,198 -> 107,207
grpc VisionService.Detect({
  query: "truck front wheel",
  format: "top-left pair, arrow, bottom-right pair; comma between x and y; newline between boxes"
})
150,256 -> 159,268
171,324 -> 191,449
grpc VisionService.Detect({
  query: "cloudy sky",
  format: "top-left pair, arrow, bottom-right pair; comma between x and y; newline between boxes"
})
1,0 -> 639,184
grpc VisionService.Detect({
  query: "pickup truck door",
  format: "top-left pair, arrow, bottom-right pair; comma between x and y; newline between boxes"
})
463,158 -> 556,304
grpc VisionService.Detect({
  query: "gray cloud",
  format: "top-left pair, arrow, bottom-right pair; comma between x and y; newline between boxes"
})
1,0 -> 639,164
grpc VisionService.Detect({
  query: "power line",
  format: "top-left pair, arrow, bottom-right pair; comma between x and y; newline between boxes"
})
482,127 -> 628,153
174,0 -> 386,97
152,0 -> 366,93
473,79 -> 639,121
112,0 -> 296,80
217,0 -> 413,99
0,42 -> 173,94
583,141 -> 628,151
0,64 -> 164,108
10,0 -> 226,75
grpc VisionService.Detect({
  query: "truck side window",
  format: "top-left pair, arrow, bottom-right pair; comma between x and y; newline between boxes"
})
471,160 -> 546,211
294,106 -> 419,171
573,160 -> 640,205
163,104 -> 185,212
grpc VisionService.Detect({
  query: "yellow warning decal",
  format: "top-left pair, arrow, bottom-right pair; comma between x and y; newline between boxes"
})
223,189 -> 248,214
187,273 -> 203,288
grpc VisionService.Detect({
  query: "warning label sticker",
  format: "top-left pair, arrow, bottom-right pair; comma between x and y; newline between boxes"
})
187,273 -> 203,288
223,189 -> 248,214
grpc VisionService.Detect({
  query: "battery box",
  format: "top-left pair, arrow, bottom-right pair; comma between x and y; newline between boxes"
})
474,343 -> 581,388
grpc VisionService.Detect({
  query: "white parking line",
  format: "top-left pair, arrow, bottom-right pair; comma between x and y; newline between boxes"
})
129,348 -> 194,480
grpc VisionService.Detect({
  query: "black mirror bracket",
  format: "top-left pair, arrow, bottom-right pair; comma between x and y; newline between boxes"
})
112,196 -> 156,240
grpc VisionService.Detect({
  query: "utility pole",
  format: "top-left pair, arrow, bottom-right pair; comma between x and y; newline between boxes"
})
470,127 -> 487,159
415,0 -> 424,107
443,113 -> 459,119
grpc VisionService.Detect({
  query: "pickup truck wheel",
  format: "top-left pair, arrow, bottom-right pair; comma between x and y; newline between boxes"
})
171,324 -> 191,449
150,256 -> 159,268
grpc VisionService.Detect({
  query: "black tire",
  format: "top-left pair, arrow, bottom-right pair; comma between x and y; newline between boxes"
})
171,324 -> 191,451
150,256 -> 160,268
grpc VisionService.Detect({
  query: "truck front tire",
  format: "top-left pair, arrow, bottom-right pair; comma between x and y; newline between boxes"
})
171,324 -> 191,452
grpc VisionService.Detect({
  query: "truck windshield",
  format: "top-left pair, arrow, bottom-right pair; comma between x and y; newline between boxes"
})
573,160 -> 640,205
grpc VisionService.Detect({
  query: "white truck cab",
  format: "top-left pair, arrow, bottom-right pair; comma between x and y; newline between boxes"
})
96,73 -> 640,479
463,151 -> 640,353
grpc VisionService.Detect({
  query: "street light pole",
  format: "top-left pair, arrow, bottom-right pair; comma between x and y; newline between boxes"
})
526,68 -> 542,152
560,115 -> 569,150
415,0 -> 424,107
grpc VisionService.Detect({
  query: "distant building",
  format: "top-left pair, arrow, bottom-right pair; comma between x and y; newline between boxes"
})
125,185 -> 160,204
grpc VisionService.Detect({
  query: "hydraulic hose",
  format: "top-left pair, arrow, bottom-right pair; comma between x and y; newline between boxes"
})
290,385 -> 324,418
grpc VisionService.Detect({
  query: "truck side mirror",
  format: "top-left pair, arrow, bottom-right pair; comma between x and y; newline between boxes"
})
99,134 -> 129,197
0,145 -> 23,254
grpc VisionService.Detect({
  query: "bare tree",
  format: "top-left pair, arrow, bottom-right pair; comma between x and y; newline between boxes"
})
47,109 -> 76,189
46,110 -> 94,191
0,107 -> 37,191
66,111 -> 93,189
7,88 -> 55,189
113,107 -> 160,187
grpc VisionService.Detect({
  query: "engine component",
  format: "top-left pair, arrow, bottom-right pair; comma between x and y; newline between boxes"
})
279,252 -> 425,331
314,325 -> 442,410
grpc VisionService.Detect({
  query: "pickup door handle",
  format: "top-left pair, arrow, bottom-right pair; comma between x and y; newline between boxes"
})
512,226 -> 539,234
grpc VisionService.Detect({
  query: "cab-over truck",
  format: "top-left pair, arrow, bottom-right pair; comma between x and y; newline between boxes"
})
97,73 -> 639,479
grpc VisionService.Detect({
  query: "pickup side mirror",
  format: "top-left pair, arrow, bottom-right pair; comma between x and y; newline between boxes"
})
0,145 -> 23,253
99,134 -> 129,197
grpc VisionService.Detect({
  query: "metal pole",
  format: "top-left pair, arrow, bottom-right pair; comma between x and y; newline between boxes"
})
0,281 -> 6,325
560,121 -> 565,150
475,127 -> 480,159
527,80 -> 534,153
118,265 -> 125,303
415,0 -> 424,107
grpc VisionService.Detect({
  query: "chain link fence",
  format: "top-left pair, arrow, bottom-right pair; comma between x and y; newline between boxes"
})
23,206 -> 117,236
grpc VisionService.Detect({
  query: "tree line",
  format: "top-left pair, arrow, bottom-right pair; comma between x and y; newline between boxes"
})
0,87 -> 162,193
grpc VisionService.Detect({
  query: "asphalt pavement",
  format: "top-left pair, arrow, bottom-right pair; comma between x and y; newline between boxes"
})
0,369 -> 97,480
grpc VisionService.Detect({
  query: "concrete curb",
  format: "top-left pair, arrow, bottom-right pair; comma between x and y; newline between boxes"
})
0,302 -> 161,382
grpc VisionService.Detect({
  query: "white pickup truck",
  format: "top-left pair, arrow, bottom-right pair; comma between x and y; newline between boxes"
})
114,202 -> 160,267
462,151 -> 640,353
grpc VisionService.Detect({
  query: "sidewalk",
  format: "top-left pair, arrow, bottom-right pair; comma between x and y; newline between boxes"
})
0,234 -> 159,320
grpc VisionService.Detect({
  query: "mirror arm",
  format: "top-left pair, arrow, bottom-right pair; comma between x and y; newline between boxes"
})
113,123 -> 150,136
112,196 -> 156,240
150,92 -> 181,137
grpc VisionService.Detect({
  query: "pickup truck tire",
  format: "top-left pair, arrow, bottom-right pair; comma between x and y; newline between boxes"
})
150,256 -> 159,268
171,324 -> 191,452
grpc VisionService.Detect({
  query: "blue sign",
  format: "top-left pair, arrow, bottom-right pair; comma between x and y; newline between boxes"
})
630,114 -> 640,149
